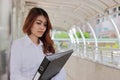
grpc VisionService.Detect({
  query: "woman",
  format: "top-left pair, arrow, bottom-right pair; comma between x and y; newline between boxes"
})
10,7 -> 66,80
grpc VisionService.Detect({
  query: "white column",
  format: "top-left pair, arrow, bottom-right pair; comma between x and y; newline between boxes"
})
87,22 -> 98,61
109,16 -> 120,48
77,26 -> 87,57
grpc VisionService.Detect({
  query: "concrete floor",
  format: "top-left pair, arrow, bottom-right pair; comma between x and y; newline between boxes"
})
65,55 -> 120,80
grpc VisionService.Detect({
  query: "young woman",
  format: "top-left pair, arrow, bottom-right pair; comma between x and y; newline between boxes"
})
10,7 -> 66,80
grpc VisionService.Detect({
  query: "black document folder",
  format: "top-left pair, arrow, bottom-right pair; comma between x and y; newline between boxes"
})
33,49 -> 73,80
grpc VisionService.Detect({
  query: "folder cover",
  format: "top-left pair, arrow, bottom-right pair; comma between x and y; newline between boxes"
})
33,49 -> 73,80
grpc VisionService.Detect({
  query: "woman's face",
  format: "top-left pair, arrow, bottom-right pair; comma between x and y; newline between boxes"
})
30,15 -> 47,38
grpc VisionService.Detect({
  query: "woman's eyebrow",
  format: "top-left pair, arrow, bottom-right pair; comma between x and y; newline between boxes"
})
37,19 -> 47,23
37,20 -> 42,22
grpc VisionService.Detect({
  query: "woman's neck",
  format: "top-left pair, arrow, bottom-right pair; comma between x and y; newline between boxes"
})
28,34 -> 40,45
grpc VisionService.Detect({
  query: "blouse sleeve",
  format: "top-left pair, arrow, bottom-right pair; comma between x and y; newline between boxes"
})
10,41 -> 31,80
51,68 -> 66,80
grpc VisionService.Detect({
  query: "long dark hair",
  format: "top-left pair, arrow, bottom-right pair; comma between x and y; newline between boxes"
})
23,7 -> 55,54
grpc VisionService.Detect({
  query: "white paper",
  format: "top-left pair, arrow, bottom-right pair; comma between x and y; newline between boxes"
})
33,72 -> 41,80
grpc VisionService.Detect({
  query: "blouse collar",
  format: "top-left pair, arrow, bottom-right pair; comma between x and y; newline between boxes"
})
24,35 -> 43,47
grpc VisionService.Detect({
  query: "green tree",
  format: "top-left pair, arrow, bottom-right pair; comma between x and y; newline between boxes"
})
76,32 -> 90,38
54,32 -> 69,39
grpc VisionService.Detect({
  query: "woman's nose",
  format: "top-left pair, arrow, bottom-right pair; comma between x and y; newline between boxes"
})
40,24 -> 45,30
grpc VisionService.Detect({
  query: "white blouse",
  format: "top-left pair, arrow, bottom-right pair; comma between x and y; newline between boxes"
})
10,35 -> 66,80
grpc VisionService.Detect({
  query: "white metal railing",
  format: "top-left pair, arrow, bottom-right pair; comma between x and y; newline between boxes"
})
53,39 -> 120,69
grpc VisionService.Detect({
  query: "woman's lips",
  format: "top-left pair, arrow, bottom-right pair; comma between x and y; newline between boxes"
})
38,31 -> 44,34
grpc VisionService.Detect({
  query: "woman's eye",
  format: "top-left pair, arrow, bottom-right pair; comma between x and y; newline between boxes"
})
44,24 -> 47,27
36,22 -> 41,25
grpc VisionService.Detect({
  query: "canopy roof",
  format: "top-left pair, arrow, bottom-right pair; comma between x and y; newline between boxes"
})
24,0 -> 120,30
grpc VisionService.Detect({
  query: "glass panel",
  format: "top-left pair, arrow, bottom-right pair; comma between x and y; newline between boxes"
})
0,0 -> 12,80
94,17 -> 119,65
113,16 -> 120,33
95,19 -> 116,39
